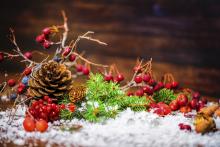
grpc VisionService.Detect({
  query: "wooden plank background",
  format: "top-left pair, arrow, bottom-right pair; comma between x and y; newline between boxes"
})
0,0 -> 220,97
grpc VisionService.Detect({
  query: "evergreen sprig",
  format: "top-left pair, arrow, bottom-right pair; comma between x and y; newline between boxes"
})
153,88 -> 176,104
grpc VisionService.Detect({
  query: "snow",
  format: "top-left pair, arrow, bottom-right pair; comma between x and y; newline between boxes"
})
0,105 -> 220,147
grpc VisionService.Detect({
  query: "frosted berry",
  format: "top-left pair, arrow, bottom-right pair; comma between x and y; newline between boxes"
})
7,79 -> 16,87
69,54 -> 76,62
23,117 -> 36,132
0,52 -> 4,62
36,119 -> 48,132
134,76 -> 142,83
24,52 -> 32,60
35,34 -> 45,43
42,27 -> 51,36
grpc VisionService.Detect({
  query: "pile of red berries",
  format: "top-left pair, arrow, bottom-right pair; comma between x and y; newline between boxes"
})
104,73 -> 124,83
35,27 -> 53,49
169,93 -> 207,113
149,102 -> 171,116
75,64 -> 90,76
27,96 -> 61,122
178,123 -> 192,131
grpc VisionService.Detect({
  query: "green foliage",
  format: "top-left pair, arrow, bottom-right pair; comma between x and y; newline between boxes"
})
153,88 -> 176,104
59,73 -> 150,122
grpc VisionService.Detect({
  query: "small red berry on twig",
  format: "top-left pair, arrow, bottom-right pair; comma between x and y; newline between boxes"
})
36,34 -> 45,43
7,79 -> 16,87
42,27 -> 51,36
69,54 -> 76,62
24,52 -> 33,60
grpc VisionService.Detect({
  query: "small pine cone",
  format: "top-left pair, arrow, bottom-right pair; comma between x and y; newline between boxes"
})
28,61 -> 73,98
69,85 -> 87,103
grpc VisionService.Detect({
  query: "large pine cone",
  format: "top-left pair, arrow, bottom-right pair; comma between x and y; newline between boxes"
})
28,61 -> 73,98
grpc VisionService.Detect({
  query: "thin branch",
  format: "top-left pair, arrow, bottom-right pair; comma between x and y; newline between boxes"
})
61,10 -> 68,48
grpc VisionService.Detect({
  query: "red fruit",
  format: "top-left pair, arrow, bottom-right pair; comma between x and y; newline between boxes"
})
47,98 -> 52,104
148,79 -> 156,86
60,104 -> 65,109
0,52 -> 4,62
82,67 -> 90,75
180,106 -> 192,114
115,74 -> 124,82
135,89 -> 144,97
68,103 -> 76,112
192,92 -> 200,99
69,54 -> 76,62
171,81 -> 179,89
17,87 -> 24,94
39,112 -> 48,121
23,117 -> 36,132
24,67 -> 32,75
104,74 -> 113,82
190,99 -> 198,109
177,94 -> 188,107
62,47 -> 71,56
7,79 -> 16,87
133,66 -> 142,73
165,83 -> 172,89
163,107 -> 171,115
24,52 -> 32,60
36,119 -> 48,132
197,101 -> 205,111
43,96 -> 49,101
42,27 -> 51,36
183,125 -> 191,131
142,74 -> 151,83
154,108 -> 164,116
178,123 -> 184,130
153,82 -> 164,92
149,103 -> 159,109
76,64 -> 83,72
143,86 -> 153,95
127,92 -> 134,96
134,76 -> 142,83
18,83 -> 26,89
169,100 -> 179,111
35,34 -> 45,43
157,102 -> 169,109
201,97 -> 207,104
43,40 -> 51,49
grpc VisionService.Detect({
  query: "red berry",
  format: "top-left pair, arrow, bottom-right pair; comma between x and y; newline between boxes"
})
18,83 -> 26,89
171,81 -> 179,89
165,83 -> 172,89
68,103 -> 76,112
42,27 -> 51,36
36,119 -> 48,132
192,92 -> 200,99
127,92 -> 134,96
190,99 -> 198,109
35,34 -> 45,43
177,94 -> 188,107
135,89 -> 144,97
46,105 -> 52,113
180,106 -> 192,114
134,76 -> 142,83
142,74 -> 151,83
43,40 -> 51,49
197,101 -> 205,111
82,67 -> 90,75
154,108 -> 164,116
39,112 -> 48,121
24,52 -> 32,60
104,74 -> 113,82
0,52 -> 4,62
60,104 -> 65,109
169,100 -> 179,111
76,64 -> 83,72
201,97 -> 207,104
38,99 -> 44,104
149,103 -> 159,109
23,117 -> 36,132
178,123 -> 185,130
163,107 -> 171,115
183,125 -> 191,131
47,98 -> 52,104
43,96 -> 49,101
24,67 -> 32,75
69,54 -> 76,62
153,82 -> 164,92
7,79 -> 16,87
62,47 -> 71,56
143,86 -> 153,95
17,87 -> 24,94
115,74 -> 124,83
133,66 -> 142,73
148,79 -> 156,86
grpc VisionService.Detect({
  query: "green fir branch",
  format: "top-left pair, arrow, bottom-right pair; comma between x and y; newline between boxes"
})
153,88 -> 176,104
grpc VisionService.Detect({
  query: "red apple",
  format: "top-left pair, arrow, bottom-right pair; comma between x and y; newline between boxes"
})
169,100 -> 179,111
190,99 -> 198,109
177,94 -> 188,107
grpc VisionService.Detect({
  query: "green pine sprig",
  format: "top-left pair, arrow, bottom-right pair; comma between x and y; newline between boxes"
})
153,88 -> 176,104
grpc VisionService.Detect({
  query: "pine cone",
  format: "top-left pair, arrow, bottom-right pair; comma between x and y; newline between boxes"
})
28,61 -> 73,98
69,85 -> 87,103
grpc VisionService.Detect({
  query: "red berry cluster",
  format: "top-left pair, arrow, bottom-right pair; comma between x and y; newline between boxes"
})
169,93 -> 207,113
27,96 -> 61,122
149,102 -> 171,116
60,103 -> 76,112
35,27 -> 53,49
178,123 -> 191,131
75,64 -> 90,76
7,78 -> 27,94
